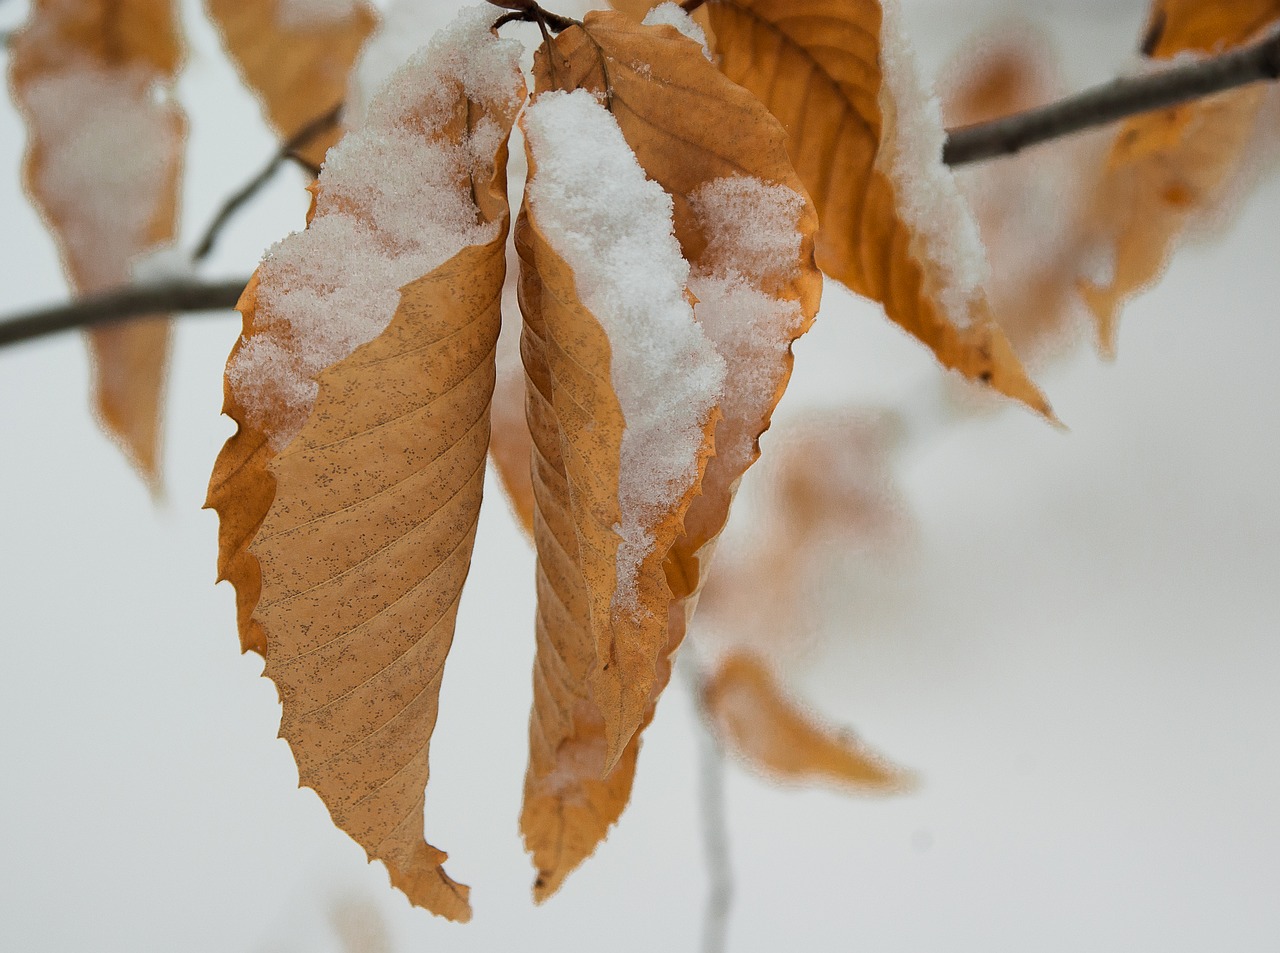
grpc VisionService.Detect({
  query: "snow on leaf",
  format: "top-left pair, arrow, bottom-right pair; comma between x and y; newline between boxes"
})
702,0 -> 1053,417
1079,0 -> 1280,353
516,95 -> 722,899
610,0 -> 718,51
207,7 -> 525,918
204,0 -> 377,167
702,652 -> 913,791
10,0 -> 185,486
517,10 -> 820,900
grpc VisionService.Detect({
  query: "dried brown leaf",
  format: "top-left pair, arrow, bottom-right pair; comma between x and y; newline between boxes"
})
488,264 -> 537,537
10,0 -> 184,484
204,0 -> 377,166
518,10 -> 820,900
608,0 -> 717,50
208,25 -> 524,917
206,274 -> 279,657
703,0 -> 1052,416
703,651 -> 912,791
1081,0 -> 1280,352
254,235 -> 506,921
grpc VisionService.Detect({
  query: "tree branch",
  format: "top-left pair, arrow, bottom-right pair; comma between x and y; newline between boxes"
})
0,279 -> 247,348
192,104 -> 342,262
6,27 -> 1280,346
944,27 -> 1280,165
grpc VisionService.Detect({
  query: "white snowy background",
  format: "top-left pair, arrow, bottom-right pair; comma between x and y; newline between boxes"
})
2,0 -> 1279,950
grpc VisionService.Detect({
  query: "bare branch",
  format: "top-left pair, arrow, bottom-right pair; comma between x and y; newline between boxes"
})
680,653 -> 734,953
192,104 -> 342,262
944,28 -> 1280,165
695,685 -> 734,953
0,279 -> 247,348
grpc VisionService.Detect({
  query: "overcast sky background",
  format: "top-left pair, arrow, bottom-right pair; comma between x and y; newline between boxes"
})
3,0 -> 1279,950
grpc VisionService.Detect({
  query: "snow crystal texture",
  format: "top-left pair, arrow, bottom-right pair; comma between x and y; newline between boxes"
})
523,89 -> 726,610
878,0 -> 990,328
228,5 -> 522,449
688,177 -> 806,481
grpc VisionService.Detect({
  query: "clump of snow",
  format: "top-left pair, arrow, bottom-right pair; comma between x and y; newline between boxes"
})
688,177 -> 806,481
23,66 -> 179,292
523,89 -> 726,610
642,3 -> 712,61
276,0 -> 360,31
877,0 -> 990,328
346,0 -> 458,127
228,5 -> 523,448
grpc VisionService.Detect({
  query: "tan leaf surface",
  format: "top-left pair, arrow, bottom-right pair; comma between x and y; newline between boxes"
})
206,274 -> 277,657
608,0 -> 717,49
515,204 -> 651,903
519,10 -> 820,900
1080,0 -> 1280,352
10,0 -> 184,484
208,13 -> 524,916
488,260 -> 537,537
253,236 -> 505,921
702,0 -> 1051,416
204,0 -> 377,166
703,652 -> 912,790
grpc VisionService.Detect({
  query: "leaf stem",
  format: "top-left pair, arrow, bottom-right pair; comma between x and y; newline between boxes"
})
0,279 -> 247,348
944,27 -> 1280,165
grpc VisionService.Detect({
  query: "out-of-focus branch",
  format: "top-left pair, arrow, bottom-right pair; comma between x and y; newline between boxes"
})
945,27 -> 1280,165
192,104 -> 342,261
0,279 -> 247,348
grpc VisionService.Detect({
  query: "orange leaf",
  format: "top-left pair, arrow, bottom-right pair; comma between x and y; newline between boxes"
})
206,274 -> 281,657
207,10 -> 525,918
703,652 -> 912,791
1080,0 -> 1280,352
518,10 -> 820,899
608,0 -> 718,50
703,0 -> 1052,417
10,0 -> 185,485
204,0 -> 378,167
488,260 -> 537,537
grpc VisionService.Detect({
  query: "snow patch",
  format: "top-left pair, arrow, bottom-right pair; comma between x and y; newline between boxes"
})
877,0 -> 990,328
22,66 -> 179,292
523,89 -> 726,610
346,0 -> 460,127
689,177 -> 806,482
642,3 -> 712,61
228,5 -> 523,448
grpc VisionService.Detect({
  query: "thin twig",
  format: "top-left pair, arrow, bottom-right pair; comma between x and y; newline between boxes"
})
0,279 -> 247,348
695,688 -> 734,953
191,104 -> 342,261
945,27 -> 1280,165
680,654 -> 734,953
